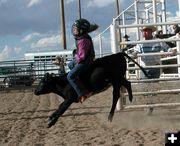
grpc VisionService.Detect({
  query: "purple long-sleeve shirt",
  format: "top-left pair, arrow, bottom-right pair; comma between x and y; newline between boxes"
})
75,37 -> 95,64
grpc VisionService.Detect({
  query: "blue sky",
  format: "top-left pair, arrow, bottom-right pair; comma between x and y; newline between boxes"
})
0,0 -> 179,61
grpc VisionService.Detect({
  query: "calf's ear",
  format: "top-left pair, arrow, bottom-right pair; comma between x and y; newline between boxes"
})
44,73 -> 54,83
44,73 -> 50,82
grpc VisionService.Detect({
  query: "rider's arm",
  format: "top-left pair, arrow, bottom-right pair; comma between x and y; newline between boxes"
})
76,39 -> 91,64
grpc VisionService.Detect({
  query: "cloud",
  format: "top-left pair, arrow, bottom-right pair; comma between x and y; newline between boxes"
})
176,11 -> 180,17
0,45 -> 10,61
27,0 -> 42,8
87,0 -> 115,8
31,35 -> 62,48
0,45 -> 22,61
14,47 -> 22,54
66,0 -> 75,4
21,32 -> 40,42
0,0 -> 8,6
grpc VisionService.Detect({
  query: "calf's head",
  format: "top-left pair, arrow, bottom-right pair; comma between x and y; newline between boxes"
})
34,73 -> 54,95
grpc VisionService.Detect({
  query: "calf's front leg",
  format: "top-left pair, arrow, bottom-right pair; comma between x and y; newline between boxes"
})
48,98 -> 74,128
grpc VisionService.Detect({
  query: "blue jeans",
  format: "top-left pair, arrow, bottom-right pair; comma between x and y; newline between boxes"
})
140,68 -> 160,79
68,60 -> 76,70
58,67 -> 66,76
67,61 -> 90,97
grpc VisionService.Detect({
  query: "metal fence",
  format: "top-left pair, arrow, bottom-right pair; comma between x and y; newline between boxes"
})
0,59 -> 65,88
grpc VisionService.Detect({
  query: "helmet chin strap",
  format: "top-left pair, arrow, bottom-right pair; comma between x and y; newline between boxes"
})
79,29 -> 83,35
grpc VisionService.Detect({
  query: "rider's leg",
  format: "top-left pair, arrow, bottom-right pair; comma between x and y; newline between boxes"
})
67,63 -> 90,101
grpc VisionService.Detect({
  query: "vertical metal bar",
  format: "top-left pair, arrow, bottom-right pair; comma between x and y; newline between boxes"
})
60,0 -> 67,50
116,0 -> 121,46
176,33 -> 180,77
161,0 -> 167,33
145,3 -> 150,23
110,19 -> 118,54
122,11 -> 126,35
77,0 -> 81,19
152,0 -> 157,23
116,0 -> 120,16
99,34 -> 102,57
179,0 -> 180,15
134,0 -> 140,40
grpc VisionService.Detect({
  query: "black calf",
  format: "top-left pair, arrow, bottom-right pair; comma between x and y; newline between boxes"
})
34,52 -> 148,128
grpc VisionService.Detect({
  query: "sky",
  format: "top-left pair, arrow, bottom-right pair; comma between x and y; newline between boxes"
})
0,0 -> 179,61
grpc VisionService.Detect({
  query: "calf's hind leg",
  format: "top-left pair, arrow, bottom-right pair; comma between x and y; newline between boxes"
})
121,78 -> 133,102
108,82 -> 120,122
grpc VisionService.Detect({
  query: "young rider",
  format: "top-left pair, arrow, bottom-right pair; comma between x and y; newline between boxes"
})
67,19 -> 97,103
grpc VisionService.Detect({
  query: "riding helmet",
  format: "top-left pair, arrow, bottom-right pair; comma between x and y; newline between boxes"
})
72,18 -> 90,36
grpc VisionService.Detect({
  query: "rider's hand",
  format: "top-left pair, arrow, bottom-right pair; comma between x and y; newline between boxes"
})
132,52 -> 138,59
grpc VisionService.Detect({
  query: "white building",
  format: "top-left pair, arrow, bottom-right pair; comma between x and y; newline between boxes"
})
24,50 -> 73,78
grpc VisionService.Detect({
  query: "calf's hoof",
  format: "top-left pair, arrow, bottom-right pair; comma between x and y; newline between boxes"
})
47,118 -> 58,128
108,114 -> 113,122
129,95 -> 133,102
49,115 -> 53,121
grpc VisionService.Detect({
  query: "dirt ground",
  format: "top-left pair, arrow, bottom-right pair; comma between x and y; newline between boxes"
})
0,85 -> 180,146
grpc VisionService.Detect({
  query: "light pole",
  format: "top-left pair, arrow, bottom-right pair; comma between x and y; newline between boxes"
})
77,0 -> 81,19
116,0 -> 120,16
115,0 -> 121,46
60,0 -> 67,50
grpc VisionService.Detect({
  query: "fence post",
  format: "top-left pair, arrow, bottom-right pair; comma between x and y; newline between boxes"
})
98,34 -> 102,57
110,18 -> 118,54
110,18 -> 126,111
176,33 -> 180,77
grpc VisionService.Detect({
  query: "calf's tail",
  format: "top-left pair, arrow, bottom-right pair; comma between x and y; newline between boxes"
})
123,52 -> 149,78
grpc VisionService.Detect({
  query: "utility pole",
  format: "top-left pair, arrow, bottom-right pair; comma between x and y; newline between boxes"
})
77,0 -> 81,19
60,0 -> 67,50
115,0 -> 121,47
116,0 -> 120,16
